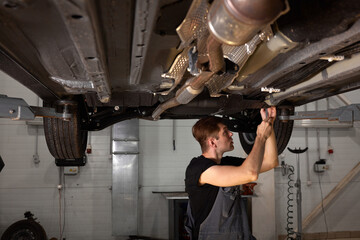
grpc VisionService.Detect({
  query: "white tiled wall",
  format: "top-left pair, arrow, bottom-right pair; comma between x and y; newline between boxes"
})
1,70 -> 360,239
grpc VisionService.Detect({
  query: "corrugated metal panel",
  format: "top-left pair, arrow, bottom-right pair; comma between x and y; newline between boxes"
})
112,119 -> 139,236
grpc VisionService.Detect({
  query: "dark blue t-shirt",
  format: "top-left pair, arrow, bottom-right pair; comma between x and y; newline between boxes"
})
185,155 -> 245,239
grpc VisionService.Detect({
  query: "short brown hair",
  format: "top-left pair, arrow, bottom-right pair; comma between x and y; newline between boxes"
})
192,116 -> 223,152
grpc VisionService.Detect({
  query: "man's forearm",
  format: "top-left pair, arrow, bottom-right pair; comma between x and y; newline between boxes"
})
261,128 -> 279,172
243,135 -> 267,176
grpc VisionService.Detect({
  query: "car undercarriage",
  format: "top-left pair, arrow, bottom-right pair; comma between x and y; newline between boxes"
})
1,0 -> 360,160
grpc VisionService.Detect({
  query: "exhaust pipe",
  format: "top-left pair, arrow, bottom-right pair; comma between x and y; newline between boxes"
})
207,35 -> 225,73
152,71 -> 214,119
208,0 -> 288,46
152,33 -> 224,120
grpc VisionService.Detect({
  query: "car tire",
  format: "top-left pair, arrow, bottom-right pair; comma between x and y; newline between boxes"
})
1,219 -> 47,240
43,101 -> 88,160
239,117 -> 294,155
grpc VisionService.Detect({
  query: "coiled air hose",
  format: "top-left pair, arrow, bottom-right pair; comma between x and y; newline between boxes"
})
286,165 -> 295,240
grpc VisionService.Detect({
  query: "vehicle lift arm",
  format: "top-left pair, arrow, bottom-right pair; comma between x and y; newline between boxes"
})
0,94 -> 71,120
1,93 -> 360,123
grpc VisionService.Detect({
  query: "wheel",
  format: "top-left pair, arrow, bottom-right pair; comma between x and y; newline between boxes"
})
1,219 -> 47,240
239,132 -> 257,154
274,118 -> 294,155
43,100 -> 88,160
238,109 -> 294,155
239,118 -> 294,155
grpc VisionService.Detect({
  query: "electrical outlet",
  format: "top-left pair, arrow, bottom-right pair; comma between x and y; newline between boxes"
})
314,163 -> 329,172
328,146 -> 334,154
64,166 -> 78,175
86,144 -> 92,154
314,159 -> 328,173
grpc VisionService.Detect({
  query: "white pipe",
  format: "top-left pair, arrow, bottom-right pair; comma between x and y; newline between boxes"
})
326,98 -> 332,154
173,120 -> 176,151
35,97 -> 39,155
315,101 -> 321,161
33,96 -> 40,164
304,104 -> 311,186
88,131 -> 92,146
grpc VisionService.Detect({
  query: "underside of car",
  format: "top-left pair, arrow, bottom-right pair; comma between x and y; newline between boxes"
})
1,0 -> 360,160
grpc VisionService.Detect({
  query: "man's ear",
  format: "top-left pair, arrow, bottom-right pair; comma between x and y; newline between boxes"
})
208,137 -> 217,148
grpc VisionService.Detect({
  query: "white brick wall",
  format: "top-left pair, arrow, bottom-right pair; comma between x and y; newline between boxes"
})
1,70 -> 360,239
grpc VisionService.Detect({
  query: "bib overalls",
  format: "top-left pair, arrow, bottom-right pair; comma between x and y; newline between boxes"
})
186,186 -> 256,240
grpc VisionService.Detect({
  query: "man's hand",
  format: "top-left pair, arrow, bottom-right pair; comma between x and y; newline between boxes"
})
259,106 -> 279,173
260,106 -> 276,124
256,107 -> 276,141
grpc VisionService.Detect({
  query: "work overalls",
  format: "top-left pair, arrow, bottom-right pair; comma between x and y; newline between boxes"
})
186,186 -> 256,240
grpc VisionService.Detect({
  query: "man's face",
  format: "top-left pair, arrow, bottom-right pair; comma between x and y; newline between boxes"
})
215,123 -> 234,152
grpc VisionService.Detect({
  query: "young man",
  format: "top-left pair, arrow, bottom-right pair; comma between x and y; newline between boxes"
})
185,107 -> 278,240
